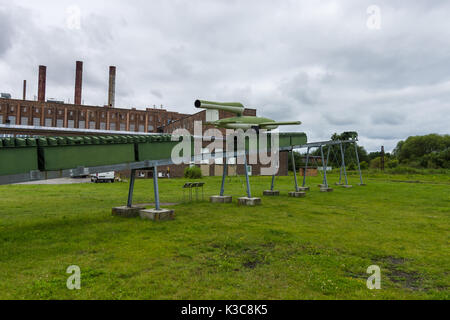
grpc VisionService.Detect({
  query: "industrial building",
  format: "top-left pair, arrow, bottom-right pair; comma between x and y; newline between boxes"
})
0,61 -> 289,177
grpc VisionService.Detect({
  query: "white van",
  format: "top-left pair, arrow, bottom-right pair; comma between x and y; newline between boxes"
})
90,172 -> 115,183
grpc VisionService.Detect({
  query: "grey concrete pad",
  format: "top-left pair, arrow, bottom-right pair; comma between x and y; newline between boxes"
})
358,183 -> 367,186
335,182 -> 344,186
112,206 -> 145,218
320,188 -> 334,192
297,187 -> 310,191
238,197 -> 262,206
140,208 -> 175,221
210,195 -> 233,203
289,191 -> 306,198
263,190 -> 280,196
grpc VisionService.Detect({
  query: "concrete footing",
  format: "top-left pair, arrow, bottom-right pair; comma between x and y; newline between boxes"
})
238,197 -> 262,206
320,187 -> 334,192
359,183 -> 367,186
297,187 -> 310,191
263,190 -> 280,196
335,182 -> 344,186
289,191 -> 306,198
139,208 -> 175,221
210,195 -> 233,203
112,206 -> 145,218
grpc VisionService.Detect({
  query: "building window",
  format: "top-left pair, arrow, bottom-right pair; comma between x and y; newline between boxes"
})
21,117 -> 28,125
33,118 -> 40,126
68,120 -> 74,128
10,106 -> 15,112
45,118 -> 52,127
100,122 -> 106,130
8,116 -> 16,124
23,107 -> 27,112
69,111 -> 73,116
138,125 -> 144,132
56,119 -> 64,127
58,110 -> 63,115
120,123 -> 126,131
148,125 -> 154,131
78,120 -> 85,129
89,121 -> 96,129
110,123 -> 116,130
47,109 -> 51,115
130,124 -> 135,132
0,115 -> 3,124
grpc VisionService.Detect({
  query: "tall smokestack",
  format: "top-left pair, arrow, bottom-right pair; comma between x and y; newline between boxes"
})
108,66 -> 116,107
23,80 -> 27,100
74,61 -> 83,105
38,65 -> 46,102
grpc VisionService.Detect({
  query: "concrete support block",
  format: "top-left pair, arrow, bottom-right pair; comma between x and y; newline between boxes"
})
320,188 -> 334,192
289,191 -> 306,198
238,197 -> 262,206
358,183 -> 367,186
263,190 -> 280,196
139,208 -> 175,221
297,187 -> 310,191
210,195 -> 233,203
335,182 -> 344,186
112,206 -> 145,218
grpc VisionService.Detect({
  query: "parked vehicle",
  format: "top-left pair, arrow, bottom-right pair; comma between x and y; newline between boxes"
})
90,172 -> 115,183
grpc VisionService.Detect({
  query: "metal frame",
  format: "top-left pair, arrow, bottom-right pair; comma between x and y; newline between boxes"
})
292,139 -> 364,189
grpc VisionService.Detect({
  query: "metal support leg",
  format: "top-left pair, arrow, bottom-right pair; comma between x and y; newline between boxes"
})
243,152 -> 252,198
302,147 -> 310,187
320,146 -> 329,188
153,166 -> 160,210
126,169 -> 136,208
291,149 -> 299,192
324,146 -> 331,185
340,143 -> 349,185
270,174 -> 275,191
354,142 -> 364,185
220,162 -> 228,196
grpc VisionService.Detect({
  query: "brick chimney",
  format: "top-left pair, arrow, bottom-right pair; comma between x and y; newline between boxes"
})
108,66 -> 116,107
38,65 -> 46,102
74,61 -> 83,105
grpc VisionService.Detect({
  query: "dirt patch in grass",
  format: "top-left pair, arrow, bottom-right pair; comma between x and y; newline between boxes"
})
374,255 -> 423,291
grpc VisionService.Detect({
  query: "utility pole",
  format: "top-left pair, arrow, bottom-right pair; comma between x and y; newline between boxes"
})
381,146 -> 385,171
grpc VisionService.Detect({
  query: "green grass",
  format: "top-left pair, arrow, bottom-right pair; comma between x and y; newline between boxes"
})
0,171 -> 449,300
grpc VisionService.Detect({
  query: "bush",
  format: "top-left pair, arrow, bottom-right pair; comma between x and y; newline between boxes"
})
387,159 -> 399,168
184,166 -> 202,179
347,163 -> 356,171
359,161 -> 368,170
370,157 -> 381,169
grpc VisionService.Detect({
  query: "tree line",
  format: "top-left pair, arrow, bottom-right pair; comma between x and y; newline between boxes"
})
289,133 -> 450,171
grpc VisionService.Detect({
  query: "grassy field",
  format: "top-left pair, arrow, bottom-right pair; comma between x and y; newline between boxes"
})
0,171 -> 449,300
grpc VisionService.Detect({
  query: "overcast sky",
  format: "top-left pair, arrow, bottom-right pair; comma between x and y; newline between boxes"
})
0,1 -> 449,152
